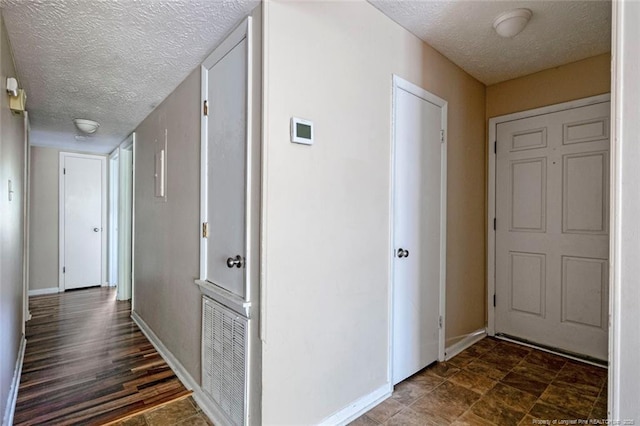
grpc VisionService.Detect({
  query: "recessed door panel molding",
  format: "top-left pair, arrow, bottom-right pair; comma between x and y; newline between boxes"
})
562,151 -> 608,234
510,158 -> 546,232
511,127 -> 547,152
493,97 -> 610,360
509,252 -> 545,317
563,117 -> 609,145
561,256 -> 608,330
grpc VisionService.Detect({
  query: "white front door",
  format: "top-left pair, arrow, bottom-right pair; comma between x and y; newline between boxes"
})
392,77 -> 446,385
204,35 -> 247,298
495,101 -> 610,360
61,153 -> 106,290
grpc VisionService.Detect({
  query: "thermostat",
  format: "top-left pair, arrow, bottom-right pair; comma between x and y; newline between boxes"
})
291,117 -> 313,145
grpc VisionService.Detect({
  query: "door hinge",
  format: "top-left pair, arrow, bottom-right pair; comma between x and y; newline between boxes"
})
494,141 -> 497,154
63,168 -> 66,175
493,218 -> 496,230
203,100 -> 208,116
440,129 -> 445,143
202,222 -> 209,238
439,316 -> 443,328
63,266 -> 66,274
493,294 -> 496,307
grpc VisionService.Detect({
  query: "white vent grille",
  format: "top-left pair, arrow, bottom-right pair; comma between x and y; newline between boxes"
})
202,296 -> 248,426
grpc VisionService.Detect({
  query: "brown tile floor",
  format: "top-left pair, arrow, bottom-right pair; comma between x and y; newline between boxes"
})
110,396 -> 213,426
351,337 -> 608,426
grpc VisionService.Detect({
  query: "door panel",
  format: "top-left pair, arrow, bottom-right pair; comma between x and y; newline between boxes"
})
495,102 -> 610,360
64,155 -> 104,289
392,86 -> 443,385
206,38 -> 247,298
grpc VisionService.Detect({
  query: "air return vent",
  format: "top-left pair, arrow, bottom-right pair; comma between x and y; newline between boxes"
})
202,296 -> 248,426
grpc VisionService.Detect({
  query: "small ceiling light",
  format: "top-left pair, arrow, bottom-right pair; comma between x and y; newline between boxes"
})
493,8 -> 532,38
73,118 -> 100,135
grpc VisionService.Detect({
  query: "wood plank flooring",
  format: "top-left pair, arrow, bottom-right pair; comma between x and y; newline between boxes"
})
14,287 -> 191,425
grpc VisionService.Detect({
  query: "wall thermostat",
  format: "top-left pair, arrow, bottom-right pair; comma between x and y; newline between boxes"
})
291,117 -> 313,145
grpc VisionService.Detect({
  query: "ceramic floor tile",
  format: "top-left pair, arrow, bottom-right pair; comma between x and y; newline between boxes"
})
501,372 -> 549,397
539,384 -> 595,418
519,414 -> 537,425
176,414 -> 214,426
348,414 -> 380,426
553,362 -> 606,398
144,399 -> 198,426
366,398 -> 405,423
410,381 -> 480,422
512,361 -> 559,384
112,415 -> 148,426
470,396 -> 527,425
448,351 -> 478,368
450,411 -> 495,426
479,350 -> 523,369
385,407 -> 447,426
406,370 -> 446,391
529,401 -> 583,423
391,380 -> 429,405
522,350 -> 567,372
448,370 -> 497,394
426,362 -> 461,379
494,341 -> 531,358
464,359 -> 510,381
483,383 -> 537,413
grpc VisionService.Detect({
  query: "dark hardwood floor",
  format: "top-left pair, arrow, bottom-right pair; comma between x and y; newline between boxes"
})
14,287 -> 191,425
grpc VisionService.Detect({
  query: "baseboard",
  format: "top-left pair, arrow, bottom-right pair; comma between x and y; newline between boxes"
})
319,384 -> 392,426
3,334 -> 26,426
445,328 -> 487,360
130,311 -> 231,426
28,287 -> 59,296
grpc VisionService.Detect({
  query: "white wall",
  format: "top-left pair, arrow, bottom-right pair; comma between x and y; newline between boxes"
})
611,0 -> 640,421
0,12 -> 25,421
28,146 -> 60,291
261,1 -> 485,423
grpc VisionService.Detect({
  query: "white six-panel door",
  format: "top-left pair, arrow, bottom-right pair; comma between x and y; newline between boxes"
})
495,101 -> 610,360
60,153 -> 106,291
392,77 -> 446,385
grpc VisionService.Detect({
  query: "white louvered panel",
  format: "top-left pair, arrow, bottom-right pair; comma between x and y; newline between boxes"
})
202,296 -> 247,426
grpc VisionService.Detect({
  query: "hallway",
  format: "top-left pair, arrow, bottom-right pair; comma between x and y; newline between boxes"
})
14,288 -> 192,425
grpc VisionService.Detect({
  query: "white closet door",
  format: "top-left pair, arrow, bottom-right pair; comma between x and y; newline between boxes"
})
495,102 -> 610,360
206,38 -> 248,298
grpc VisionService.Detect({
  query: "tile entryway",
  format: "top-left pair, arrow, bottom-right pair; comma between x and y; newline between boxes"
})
351,337 -> 607,425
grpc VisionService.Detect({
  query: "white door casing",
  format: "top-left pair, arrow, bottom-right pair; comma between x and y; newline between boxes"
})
108,150 -> 119,286
492,98 -> 610,361
59,152 -> 107,291
391,76 -> 447,385
117,136 -> 134,301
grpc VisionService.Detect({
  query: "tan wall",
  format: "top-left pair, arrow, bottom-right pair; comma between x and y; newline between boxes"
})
133,67 -> 202,381
261,1 -> 486,423
28,146 -> 60,291
486,53 -> 611,119
0,12 -> 26,419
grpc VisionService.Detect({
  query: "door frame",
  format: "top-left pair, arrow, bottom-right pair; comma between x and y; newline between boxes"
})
108,149 -> 119,286
486,93 -> 611,336
58,152 -> 108,292
117,134 -> 135,301
389,75 -> 447,385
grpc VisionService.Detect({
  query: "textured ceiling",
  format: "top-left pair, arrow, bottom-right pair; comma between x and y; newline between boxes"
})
1,0 -> 258,154
369,0 -> 611,85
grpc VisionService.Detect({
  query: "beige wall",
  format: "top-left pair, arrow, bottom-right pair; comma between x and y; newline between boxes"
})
486,53 -> 611,119
261,1 -> 486,423
28,146 -> 60,291
0,12 -> 26,420
133,67 -> 202,381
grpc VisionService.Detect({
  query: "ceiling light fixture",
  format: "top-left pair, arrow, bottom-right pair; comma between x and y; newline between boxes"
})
493,8 -> 532,38
73,118 -> 100,135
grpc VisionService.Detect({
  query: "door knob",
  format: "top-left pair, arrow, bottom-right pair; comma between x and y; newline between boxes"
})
397,248 -> 409,258
226,255 -> 244,268
93,227 -> 100,232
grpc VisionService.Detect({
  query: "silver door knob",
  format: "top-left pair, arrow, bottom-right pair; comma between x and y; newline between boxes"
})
226,255 -> 244,268
397,248 -> 409,258
93,227 -> 100,232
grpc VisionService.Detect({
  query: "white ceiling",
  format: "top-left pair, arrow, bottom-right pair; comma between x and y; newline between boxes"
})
369,0 -> 611,85
1,1 -> 611,154
1,0 -> 258,154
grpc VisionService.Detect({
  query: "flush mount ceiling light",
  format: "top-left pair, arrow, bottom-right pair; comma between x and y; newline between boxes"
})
73,118 -> 100,135
493,8 -> 532,38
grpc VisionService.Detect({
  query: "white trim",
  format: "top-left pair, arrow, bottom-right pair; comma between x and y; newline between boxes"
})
389,75 -> 448,384
28,287 -> 59,296
131,134 -> 137,310
131,311 -> 231,426
22,112 -> 31,327
58,152 -> 108,292
2,335 -> 26,426
108,148 -> 120,287
486,93 -> 611,336
444,328 -> 487,360
318,384 -> 392,426
117,134 -> 134,301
